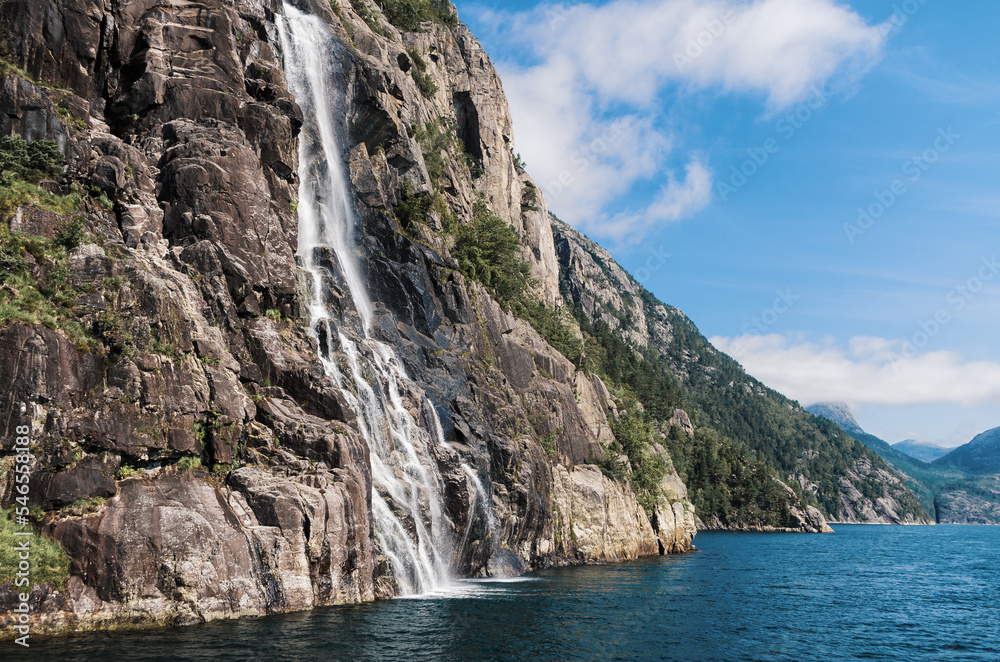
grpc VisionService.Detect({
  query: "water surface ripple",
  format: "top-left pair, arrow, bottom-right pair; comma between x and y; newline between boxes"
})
20,525 -> 999,661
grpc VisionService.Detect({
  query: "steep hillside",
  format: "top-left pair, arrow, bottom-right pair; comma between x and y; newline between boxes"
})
0,0 -> 695,638
553,220 -> 930,526
935,428 -> 1000,475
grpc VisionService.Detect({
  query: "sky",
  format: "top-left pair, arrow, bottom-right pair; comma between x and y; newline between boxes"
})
457,0 -> 1000,448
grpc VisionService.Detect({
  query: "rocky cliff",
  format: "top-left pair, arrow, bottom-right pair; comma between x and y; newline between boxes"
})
0,0 -> 696,638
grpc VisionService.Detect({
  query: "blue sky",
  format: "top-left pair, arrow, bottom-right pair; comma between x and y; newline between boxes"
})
457,0 -> 1000,447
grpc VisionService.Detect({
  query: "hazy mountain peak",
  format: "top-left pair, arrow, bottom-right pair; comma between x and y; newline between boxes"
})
892,439 -> 950,463
805,402 -> 863,436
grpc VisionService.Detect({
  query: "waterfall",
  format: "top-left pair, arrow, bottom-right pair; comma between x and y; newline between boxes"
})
277,3 -> 467,595
277,4 -> 374,332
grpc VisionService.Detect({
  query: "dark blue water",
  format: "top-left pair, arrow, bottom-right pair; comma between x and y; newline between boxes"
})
16,525 -> 1000,661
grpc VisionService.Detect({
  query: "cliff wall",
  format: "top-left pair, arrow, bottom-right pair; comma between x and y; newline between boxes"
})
0,0 -> 692,638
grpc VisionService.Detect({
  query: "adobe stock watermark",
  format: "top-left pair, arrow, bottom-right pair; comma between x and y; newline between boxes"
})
716,87 -> 829,202
844,127 -> 959,244
888,255 -> 998,370
673,6 -> 744,72
730,288 -> 800,353
9,425 -> 35,648
540,118 -> 630,200
879,0 -> 932,38
545,5 -> 572,29
635,246 -> 673,283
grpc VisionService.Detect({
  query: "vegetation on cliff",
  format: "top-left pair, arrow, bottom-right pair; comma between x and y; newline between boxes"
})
0,136 -> 80,217
372,0 -> 458,31
0,509 -> 69,589
452,200 -> 532,305
0,222 -> 92,347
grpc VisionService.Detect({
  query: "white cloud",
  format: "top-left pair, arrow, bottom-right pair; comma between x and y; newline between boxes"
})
710,333 -> 1000,407
597,159 -> 714,241
485,0 -> 886,241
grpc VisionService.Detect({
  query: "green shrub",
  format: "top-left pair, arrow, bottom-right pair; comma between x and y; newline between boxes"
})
0,135 -> 64,182
609,412 -> 669,514
453,200 -> 531,306
514,298 -> 583,367
62,496 -> 106,517
0,176 -> 82,217
150,339 -> 177,358
395,186 -> 434,229
513,153 -> 526,173
330,1 -> 357,39
117,464 -> 139,479
351,0 -> 388,36
95,309 -> 134,358
405,47 -> 438,97
177,456 -> 202,471
521,182 -> 538,211
0,226 -> 93,349
394,184 -> 454,232
539,430 -> 557,456
375,0 -> 458,31
593,448 -> 628,482
54,216 -> 86,250
413,119 -> 482,188
413,121 -> 451,187
413,70 -> 438,98
0,508 -> 70,589
0,244 -> 28,283
94,192 -> 114,211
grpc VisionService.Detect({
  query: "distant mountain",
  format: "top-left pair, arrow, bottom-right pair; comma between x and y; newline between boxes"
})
935,428 -> 1000,474
893,439 -> 950,463
807,404 -> 1000,524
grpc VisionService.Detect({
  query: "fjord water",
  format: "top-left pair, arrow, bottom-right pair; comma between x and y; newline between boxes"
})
24,526 -> 999,661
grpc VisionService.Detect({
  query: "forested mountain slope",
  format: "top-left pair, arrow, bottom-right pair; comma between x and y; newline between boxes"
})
553,220 -> 930,526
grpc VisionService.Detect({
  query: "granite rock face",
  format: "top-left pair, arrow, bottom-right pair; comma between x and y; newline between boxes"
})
934,477 -> 1000,525
0,0 -> 692,638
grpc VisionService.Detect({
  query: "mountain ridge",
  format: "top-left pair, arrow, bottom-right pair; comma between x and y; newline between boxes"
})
935,428 -> 1000,475
554,221 -> 929,527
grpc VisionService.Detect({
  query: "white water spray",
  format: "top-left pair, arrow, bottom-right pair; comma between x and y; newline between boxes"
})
278,3 -> 373,333
278,4 -> 464,594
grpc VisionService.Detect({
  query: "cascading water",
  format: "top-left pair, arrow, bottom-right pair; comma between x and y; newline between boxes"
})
277,3 -> 373,333
277,3 -> 494,594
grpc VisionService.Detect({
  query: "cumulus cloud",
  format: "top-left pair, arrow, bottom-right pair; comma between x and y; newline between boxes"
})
483,0 -> 887,240
710,333 -> 1000,407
